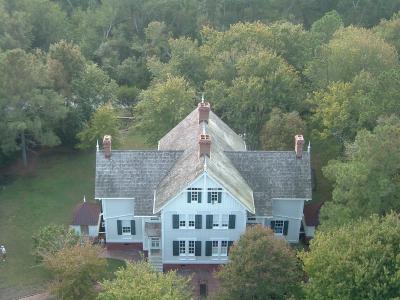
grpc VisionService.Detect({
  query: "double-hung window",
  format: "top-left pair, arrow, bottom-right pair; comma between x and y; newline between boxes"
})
221,215 -> 229,228
121,220 -> 131,235
179,241 -> 186,255
220,241 -> 228,256
213,214 -> 220,228
188,215 -> 195,229
208,188 -> 222,203
273,220 -> 284,235
179,214 -> 186,228
188,241 -> 195,256
188,188 -> 202,203
212,241 -> 219,256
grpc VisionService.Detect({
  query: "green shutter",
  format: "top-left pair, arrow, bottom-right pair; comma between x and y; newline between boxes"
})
206,215 -> 213,229
173,241 -> 179,256
117,220 -> 122,235
130,220 -> 136,235
270,220 -> 276,230
195,241 -> 202,256
207,191 -> 211,203
217,192 -> 222,203
198,192 -> 202,203
195,215 -> 202,229
187,192 -> 191,203
283,221 -> 289,236
228,215 -> 236,229
227,241 -> 234,255
205,241 -> 212,256
172,214 -> 179,229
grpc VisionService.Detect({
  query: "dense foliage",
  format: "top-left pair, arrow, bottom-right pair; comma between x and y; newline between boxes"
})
300,213 -> 400,300
97,260 -> 192,300
216,225 -> 302,300
32,224 -> 80,262
44,241 -> 107,300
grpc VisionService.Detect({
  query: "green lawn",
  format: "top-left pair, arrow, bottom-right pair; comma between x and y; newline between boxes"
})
0,131 -> 149,300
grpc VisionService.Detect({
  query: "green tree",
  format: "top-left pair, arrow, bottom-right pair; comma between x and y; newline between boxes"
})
135,76 -> 195,144
205,49 -> 304,148
306,26 -> 398,88
321,116 -> 400,227
300,212 -> 400,300
98,260 -> 191,300
374,11 -> 400,55
216,225 -> 302,300
44,241 -> 107,300
260,108 -> 306,150
0,49 -> 66,166
310,10 -> 343,43
77,103 -> 120,150
32,224 -> 80,262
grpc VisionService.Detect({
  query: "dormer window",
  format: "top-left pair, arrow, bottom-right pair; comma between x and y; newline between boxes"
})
187,188 -> 202,203
207,188 -> 222,204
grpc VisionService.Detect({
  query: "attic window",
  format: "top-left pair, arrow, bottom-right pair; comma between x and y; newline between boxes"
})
207,188 -> 222,203
187,188 -> 202,203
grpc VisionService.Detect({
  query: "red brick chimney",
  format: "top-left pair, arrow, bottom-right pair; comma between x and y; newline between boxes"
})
199,134 -> 211,158
103,135 -> 112,158
198,102 -> 211,123
295,135 -> 304,158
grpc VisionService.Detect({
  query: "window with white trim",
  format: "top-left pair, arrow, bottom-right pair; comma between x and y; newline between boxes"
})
179,214 -> 186,228
208,188 -> 222,204
188,188 -> 202,202
221,241 -> 228,256
274,220 -> 284,235
179,241 -> 186,255
121,220 -> 131,235
188,241 -> 195,255
221,215 -> 229,228
212,241 -> 219,256
188,215 -> 195,229
213,215 -> 219,228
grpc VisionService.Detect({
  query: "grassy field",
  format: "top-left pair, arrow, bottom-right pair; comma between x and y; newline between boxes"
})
0,131 -> 149,300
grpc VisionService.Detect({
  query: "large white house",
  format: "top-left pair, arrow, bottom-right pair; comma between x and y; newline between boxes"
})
94,102 -> 312,272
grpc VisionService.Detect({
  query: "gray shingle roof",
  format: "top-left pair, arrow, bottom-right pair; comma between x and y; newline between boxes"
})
225,151 -> 312,216
95,150 -> 182,215
154,109 -> 255,213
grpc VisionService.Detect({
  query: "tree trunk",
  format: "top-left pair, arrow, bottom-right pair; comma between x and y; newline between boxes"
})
21,132 -> 27,167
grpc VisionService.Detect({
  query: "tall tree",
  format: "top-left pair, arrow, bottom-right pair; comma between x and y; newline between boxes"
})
134,76 -> 195,144
306,26 -> 398,88
300,212 -> 400,300
98,260 -> 192,300
260,108 -> 306,150
77,103 -> 120,150
374,11 -> 400,55
320,116 -> 400,228
0,49 -> 66,166
216,225 -> 302,300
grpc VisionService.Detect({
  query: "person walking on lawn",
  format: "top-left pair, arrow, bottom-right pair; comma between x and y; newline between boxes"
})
1,245 -> 6,261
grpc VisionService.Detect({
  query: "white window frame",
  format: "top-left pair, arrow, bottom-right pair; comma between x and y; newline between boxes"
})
151,238 -> 160,249
212,214 -> 220,228
179,240 -> 186,256
212,240 -> 219,256
221,240 -> 228,256
121,220 -> 131,235
273,220 -> 284,235
221,214 -> 229,228
179,214 -> 186,229
188,214 -> 195,229
188,240 -> 195,256
208,188 -> 222,204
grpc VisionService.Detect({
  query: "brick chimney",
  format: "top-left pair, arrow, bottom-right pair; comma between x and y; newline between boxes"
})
199,134 -> 211,158
295,135 -> 304,158
198,102 -> 211,123
103,135 -> 112,158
